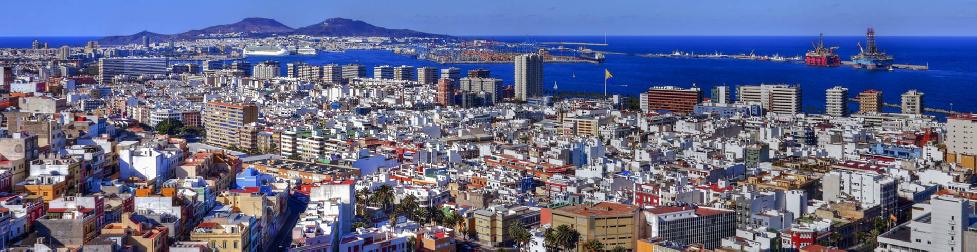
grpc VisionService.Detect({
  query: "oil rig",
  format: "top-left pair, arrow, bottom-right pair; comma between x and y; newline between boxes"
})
851,27 -> 894,70
804,33 -> 841,67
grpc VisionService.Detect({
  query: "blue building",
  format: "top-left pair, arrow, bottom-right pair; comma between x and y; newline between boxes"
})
235,167 -> 276,192
870,144 -> 922,159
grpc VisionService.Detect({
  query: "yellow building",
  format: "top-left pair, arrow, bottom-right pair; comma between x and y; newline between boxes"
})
190,217 -> 253,252
550,202 -> 639,251
101,213 -> 169,252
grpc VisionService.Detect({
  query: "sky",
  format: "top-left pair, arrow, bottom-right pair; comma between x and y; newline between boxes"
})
2,0 -> 975,36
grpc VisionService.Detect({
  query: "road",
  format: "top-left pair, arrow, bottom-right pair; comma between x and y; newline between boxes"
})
269,192 -> 310,250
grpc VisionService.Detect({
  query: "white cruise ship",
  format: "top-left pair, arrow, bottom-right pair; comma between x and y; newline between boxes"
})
296,47 -> 317,55
243,46 -> 288,57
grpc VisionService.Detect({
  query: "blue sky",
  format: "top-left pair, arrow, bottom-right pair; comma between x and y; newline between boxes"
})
2,0 -> 975,36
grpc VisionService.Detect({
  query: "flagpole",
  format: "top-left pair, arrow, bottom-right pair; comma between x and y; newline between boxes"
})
604,75 -> 608,97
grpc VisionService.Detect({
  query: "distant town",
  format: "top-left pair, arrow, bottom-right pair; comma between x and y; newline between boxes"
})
0,14 -> 973,252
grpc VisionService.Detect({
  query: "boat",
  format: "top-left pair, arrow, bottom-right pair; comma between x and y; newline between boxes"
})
243,46 -> 288,57
805,33 -> 841,67
296,47 -> 317,55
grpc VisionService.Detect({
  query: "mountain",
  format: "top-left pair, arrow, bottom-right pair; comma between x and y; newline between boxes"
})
98,17 -> 447,45
292,18 -> 447,38
98,31 -> 175,45
181,17 -> 294,37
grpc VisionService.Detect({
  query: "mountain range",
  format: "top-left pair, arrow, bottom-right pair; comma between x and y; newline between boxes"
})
98,17 -> 447,45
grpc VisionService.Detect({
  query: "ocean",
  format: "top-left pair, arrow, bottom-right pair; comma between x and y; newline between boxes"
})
4,36 -> 977,115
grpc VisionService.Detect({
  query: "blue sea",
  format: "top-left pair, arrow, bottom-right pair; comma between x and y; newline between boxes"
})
4,36 -> 977,115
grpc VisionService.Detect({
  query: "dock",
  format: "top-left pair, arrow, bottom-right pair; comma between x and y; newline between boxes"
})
841,61 -> 928,71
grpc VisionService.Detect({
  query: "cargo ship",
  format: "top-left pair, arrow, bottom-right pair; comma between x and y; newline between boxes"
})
804,33 -> 841,67
851,28 -> 894,70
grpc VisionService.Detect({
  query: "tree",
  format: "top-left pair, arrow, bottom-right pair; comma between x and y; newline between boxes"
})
373,185 -> 396,212
352,221 -> 368,230
544,228 -> 558,251
554,225 -> 580,252
155,119 -> 184,135
398,194 -> 419,219
355,187 -> 371,216
581,240 -> 603,252
508,224 -> 532,249
610,246 -> 627,252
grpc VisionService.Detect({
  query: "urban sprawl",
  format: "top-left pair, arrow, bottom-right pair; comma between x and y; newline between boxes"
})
0,34 -> 972,252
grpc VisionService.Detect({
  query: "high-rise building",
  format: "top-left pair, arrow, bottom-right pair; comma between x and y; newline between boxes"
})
644,206 -> 736,249
711,85 -> 732,104
286,62 -> 303,78
642,86 -> 703,114
229,61 -> 252,76
322,64 -> 342,83
459,77 -> 503,104
0,66 -> 13,87
877,195 -> 972,252
342,64 -> 366,81
373,65 -> 394,80
298,64 -> 322,81
141,35 -> 150,48
514,53 -> 543,101
436,78 -> 456,106
946,114 -> 977,170
550,202 -> 638,251
468,68 -> 490,78
393,65 -> 416,81
737,84 -> 802,114
57,46 -> 70,60
252,61 -> 280,79
901,89 -> 924,114
440,67 -> 460,81
858,90 -> 883,114
203,101 -> 258,148
98,57 -> 168,83
417,67 -> 438,84
825,86 -> 849,117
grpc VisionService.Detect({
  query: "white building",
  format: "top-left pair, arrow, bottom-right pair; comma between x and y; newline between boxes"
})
821,169 -> 897,215
876,195 -> 972,252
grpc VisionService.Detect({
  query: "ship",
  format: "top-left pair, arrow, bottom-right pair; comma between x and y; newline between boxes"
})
851,28 -> 894,70
296,47 -> 317,55
243,46 -> 288,57
805,33 -> 841,67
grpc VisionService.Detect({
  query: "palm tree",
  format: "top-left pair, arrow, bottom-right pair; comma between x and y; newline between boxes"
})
355,187 -> 371,216
610,246 -> 627,252
414,207 -> 430,223
581,239 -> 603,252
373,185 -> 395,211
428,205 -> 445,225
544,228 -> 558,251
508,224 -> 532,249
398,194 -> 419,218
554,225 -> 580,252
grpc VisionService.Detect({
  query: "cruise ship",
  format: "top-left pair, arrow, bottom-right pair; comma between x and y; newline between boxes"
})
243,46 -> 288,57
296,47 -> 317,55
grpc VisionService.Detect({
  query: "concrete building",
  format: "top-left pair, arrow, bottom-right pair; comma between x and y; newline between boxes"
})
417,67 -> 438,84
858,90 -> 883,114
877,195 -> 972,252
642,86 -> 703,114
473,206 -> 540,248
203,102 -> 258,149
297,64 -> 322,81
644,206 -> 736,249
550,202 -> 638,251
901,89 -> 924,114
821,169 -> 897,216
322,64 -> 342,84
98,57 -> 168,83
467,69 -> 490,78
737,84 -> 802,114
946,114 -> 977,170
825,86 -> 849,117
514,53 -> 543,101
440,67 -> 460,81
341,64 -> 366,81
393,65 -> 416,81
711,85 -> 732,104
436,78 -> 456,106
252,61 -> 280,80
373,65 -> 394,80
459,77 -> 503,105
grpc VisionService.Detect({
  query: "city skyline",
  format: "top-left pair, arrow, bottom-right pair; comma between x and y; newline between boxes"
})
2,0 -> 976,37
